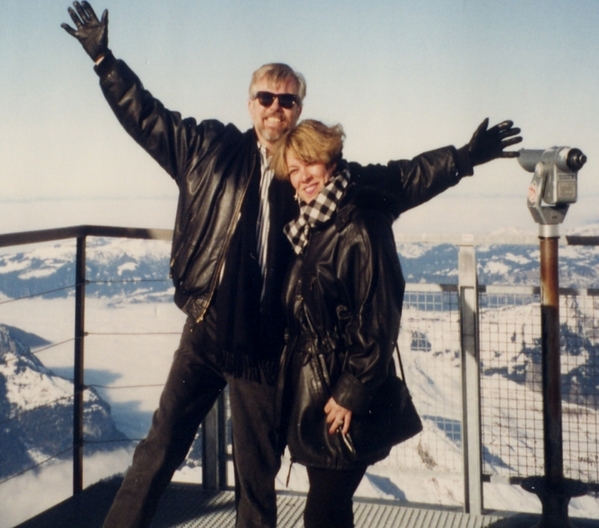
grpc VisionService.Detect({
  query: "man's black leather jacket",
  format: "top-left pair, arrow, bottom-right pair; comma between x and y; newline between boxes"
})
94,52 -> 473,323
95,52 -> 268,322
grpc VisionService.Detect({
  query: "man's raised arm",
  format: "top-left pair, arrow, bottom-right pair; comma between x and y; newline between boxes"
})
62,1 -> 109,65
61,0 -> 219,184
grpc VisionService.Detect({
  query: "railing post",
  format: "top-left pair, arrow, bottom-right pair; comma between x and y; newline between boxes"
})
459,237 -> 483,514
73,236 -> 87,495
202,391 -> 227,490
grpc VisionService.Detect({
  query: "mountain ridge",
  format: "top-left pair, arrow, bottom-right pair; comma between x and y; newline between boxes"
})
0,324 -> 128,480
1,226 -> 598,304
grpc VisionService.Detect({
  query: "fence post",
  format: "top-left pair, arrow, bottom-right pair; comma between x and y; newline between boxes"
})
73,236 -> 86,495
459,237 -> 483,514
202,391 -> 227,490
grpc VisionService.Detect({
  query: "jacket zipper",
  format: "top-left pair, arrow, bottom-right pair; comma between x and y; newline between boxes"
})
195,153 -> 258,324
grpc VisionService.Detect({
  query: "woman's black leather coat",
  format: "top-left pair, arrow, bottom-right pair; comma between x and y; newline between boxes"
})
278,187 -> 405,469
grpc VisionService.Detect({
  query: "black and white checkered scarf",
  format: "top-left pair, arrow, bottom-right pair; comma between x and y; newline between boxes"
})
284,166 -> 351,255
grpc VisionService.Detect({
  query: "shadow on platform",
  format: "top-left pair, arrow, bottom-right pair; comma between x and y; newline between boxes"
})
14,476 -> 598,528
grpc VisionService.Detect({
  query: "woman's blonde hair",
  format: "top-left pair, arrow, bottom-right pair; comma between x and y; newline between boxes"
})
271,119 -> 345,179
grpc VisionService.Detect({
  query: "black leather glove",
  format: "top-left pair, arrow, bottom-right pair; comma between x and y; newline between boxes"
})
62,1 -> 109,62
467,118 -> 522,166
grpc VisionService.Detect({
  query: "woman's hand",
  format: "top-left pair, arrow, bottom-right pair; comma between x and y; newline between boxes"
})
324,397 -> 352,435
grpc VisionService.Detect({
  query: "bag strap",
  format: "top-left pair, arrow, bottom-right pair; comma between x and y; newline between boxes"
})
394,342 -> 409,389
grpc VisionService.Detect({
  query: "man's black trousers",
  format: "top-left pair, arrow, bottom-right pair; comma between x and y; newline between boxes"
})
102,304 -> 281,528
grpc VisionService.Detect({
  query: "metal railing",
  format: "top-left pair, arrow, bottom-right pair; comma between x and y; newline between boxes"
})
0,226 -> 173,496
0,226 -> 597,519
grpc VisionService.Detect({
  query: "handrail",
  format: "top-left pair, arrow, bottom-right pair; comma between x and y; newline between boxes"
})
565,235 -> 599,246
395,232 -> 599,246
2,226 -> 596,249
0,225 -> 173,248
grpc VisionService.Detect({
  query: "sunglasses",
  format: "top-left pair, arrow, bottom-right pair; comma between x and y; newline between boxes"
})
254,91 -> 300,109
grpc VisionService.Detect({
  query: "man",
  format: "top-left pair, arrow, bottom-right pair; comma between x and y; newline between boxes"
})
62,3 -> 521,527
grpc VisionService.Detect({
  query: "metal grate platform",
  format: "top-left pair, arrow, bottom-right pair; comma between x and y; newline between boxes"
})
14,477 -> 598,528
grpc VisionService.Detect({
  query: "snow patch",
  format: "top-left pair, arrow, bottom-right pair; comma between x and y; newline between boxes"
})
18,267 -> 58,279
117,262 -> 138,275
504,252 -> 531,265
484,261 -> 511,275
0,259 -> 30,274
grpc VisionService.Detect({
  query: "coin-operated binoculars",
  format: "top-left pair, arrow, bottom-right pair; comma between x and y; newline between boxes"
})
518,147 -> 588,528
520,146 -> 586,231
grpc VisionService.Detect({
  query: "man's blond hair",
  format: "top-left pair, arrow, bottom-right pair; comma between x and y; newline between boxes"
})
249,63 -> 307,104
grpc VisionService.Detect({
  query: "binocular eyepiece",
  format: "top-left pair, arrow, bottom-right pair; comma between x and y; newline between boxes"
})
518,147 -> 587,174
567,148 -> 587,172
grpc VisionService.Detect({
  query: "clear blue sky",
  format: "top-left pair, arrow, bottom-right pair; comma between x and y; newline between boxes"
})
1,0 -> 598,234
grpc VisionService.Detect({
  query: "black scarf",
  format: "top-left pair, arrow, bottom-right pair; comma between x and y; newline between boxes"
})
216,158 -> 297,382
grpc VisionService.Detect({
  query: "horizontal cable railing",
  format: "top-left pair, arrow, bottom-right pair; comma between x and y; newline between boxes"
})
0,285 -> 80,304
0,446 -> 76,486
2,338 -> 77,365
0,228 -> 178,505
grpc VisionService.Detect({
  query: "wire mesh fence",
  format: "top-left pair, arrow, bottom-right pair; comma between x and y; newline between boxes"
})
478,286 -> 599,486
479,287 -> 544,479
560,289 -> 599,484
387,285 -> 462,474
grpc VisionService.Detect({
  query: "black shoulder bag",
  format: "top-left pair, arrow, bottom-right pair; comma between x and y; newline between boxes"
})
342,344 -> 424,460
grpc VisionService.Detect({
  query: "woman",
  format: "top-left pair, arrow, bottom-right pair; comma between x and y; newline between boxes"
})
271,120 -> 407,527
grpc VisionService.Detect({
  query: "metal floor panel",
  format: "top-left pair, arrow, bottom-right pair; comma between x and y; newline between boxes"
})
152,492 -> 505,528
353,504 -> 500,528
14,477 -> 599,528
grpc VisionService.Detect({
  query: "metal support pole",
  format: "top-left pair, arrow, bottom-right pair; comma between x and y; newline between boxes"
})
202,391 -> 227,490
459,239 -> 483,515
522,225 -> 587,527
540,234 -> 563,486
73,236 -> 86,495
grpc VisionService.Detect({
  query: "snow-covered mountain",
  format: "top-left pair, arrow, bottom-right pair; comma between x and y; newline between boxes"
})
0,324 -> 127,480
398,224 -> 599,288
1,228 -> 598,305
0,237 -> 173,303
